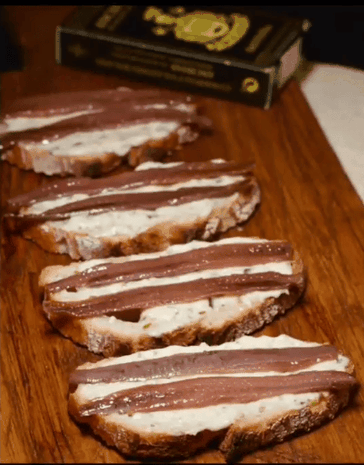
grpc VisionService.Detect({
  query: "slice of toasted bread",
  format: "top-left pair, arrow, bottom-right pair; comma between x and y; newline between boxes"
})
1,87 -> 210,176
68,334 -> 357,461
6,159 -> 260,260
39,236 -> 305,356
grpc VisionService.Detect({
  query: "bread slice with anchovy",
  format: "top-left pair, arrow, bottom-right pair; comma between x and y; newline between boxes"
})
39,236 -> 305,356
68,334 -> 357,461
5,159 -> 260,260
1,87 -> 211,176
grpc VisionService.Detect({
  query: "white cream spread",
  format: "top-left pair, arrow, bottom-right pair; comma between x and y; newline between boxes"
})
107,392 -> 323,435
40,237 -> 271,283
26,175 -> 246,215
26,159 -> 258,246
43,194 -> 241,238
134,103 -> 194,112
27,121 -> 179,157
53,261 -> 292,303
135,161 -> 184,170
4,109 -> 100,133
75,350 -> 349,400
83,289 -> 290,342
77,334 -> 321,370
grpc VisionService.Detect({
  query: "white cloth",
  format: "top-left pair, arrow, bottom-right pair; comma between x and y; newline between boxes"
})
299,63 -> 364,203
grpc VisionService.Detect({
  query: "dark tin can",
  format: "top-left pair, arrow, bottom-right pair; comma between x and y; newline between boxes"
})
56,6 -> 310,109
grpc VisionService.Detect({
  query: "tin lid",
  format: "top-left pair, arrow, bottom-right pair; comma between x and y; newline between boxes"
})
61,5 -> 310,71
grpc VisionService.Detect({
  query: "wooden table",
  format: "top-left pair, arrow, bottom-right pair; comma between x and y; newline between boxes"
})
1,6 -> 364,464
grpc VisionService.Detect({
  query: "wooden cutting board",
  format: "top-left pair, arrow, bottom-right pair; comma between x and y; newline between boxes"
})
1,6 -> 364,463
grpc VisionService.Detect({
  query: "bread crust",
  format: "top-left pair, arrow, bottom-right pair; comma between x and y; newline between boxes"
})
19,180 -> 261,260
220,390 -> 351,462
2,125 -> 198,177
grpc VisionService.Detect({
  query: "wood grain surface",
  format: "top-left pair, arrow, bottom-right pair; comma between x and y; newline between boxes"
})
1,6 -> 364,464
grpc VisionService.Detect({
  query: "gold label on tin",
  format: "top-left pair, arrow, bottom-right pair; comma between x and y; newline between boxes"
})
241,77 -> 259,93
144,6 -> 250,51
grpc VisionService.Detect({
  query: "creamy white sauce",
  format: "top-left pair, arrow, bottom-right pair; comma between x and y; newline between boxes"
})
53,261 -> 292,302
135,161 -> 184,170
77,334 -> 321,370
76,352 -> 349,401
105,392 -> 323,435
27,121 -> 179,157
83,289 -> 290,343
202,291 -> 284,329
26,175 -> 245,215
4,109 -> 99,133
28,159 -> 257,240
77,357 -> 349,405
29,193 -> 91,214
134,103 -> 193,112
43,195 -> 239,237
41,237 -> 271,283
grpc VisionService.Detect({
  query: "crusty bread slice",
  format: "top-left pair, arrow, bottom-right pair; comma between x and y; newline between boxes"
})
6,159 -> 260,260
68,334 -> 357,461
1,87 -> 210,176
39,236 -> 306,356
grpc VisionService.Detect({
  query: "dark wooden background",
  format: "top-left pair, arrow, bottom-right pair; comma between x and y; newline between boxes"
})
1,6 -> 364,464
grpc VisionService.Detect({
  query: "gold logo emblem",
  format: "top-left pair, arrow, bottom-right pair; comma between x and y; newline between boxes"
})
241,77 -> 259,93
144,6 -> 249,52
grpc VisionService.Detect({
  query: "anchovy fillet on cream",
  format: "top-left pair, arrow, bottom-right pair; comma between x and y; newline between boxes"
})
68,334 -> 356,460
39,236 -> 305,355
6,160 -> 261,259
1,87 -> 209,175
